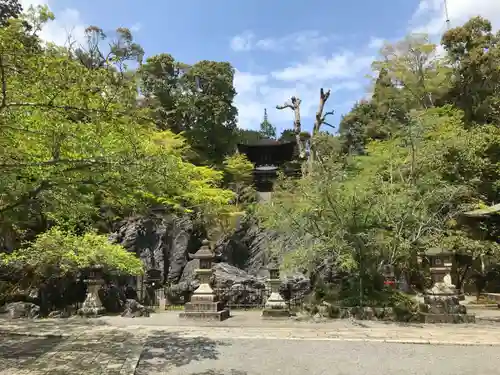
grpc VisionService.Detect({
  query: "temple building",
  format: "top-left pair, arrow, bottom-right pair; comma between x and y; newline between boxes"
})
237,139 -> 297,201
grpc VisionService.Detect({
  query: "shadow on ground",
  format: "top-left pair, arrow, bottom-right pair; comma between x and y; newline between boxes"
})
0,316 -> 110,337
0,334 -> 67,374
0,329 -> 143,375
188,370 -> 248,375
134,330 -> 231,375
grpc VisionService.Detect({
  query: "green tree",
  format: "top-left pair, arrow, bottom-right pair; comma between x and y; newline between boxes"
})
259,108 -> 276,139
258,107 -> 482,297
139,54 -> 238,164
73,25 -> 144,70
0,227 -> 144,284
223,153 -> 256,207
237,128 -> 264,144
339,34 -> 451,154
0,0 -> 22,26
0,11 -> 235,237
279,128 -> 295,142
441,16 -> 500,124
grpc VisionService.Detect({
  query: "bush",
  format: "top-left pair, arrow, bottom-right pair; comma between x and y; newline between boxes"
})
0,227 -> 144,283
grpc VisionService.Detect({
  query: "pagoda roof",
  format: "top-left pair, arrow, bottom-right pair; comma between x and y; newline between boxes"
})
237,140 -> 296,167
238,138 -> 290,146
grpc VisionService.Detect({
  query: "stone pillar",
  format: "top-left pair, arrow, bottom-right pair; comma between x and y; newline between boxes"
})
179,240 -> 229,321
78,265 -> 106,316
262,260 -> 289,319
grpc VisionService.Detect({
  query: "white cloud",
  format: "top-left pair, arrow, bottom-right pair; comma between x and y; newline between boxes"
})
368,37 -> 384,50
411,0 -> 500,35
234,67 -> 365,130
271,52 -> 374,82
130,23 -> 142,33
230,31 -> 254,52
20,0 -> 87,46
230,30 -> 334,53
232,33 -> 377,130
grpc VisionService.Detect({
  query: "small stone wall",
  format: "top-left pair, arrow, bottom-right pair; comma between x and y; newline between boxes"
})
307,303 -> 416,322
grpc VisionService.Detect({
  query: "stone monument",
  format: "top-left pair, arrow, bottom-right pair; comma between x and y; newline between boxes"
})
262,259 -> 289,319
419,249 -> 475,323
179,240 -> 230,321
78,264 -> 106,316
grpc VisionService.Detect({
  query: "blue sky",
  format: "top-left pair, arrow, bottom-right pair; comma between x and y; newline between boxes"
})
23,0 -> 500,135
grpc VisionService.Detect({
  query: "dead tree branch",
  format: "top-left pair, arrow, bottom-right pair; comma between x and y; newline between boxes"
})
276,96 -> 305,158
313,88 -> 333,136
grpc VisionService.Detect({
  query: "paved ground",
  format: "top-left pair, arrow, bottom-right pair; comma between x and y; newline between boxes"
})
2,311 -> 500,374
2,332 -> 500,375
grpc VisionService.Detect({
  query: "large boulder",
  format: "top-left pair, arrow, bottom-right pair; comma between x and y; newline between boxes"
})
109,212 -> 201,284
212,263 -> 268,306
166,260 -> 311,307
215,219 -> 279,274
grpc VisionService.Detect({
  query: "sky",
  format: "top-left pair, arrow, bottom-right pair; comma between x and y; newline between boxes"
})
20,0 -> 500,135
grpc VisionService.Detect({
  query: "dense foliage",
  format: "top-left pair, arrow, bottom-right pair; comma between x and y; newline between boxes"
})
2,4 -> 500,310
259,17 -> 500,300
1,227 -> 144,283
0,6 -> 235,282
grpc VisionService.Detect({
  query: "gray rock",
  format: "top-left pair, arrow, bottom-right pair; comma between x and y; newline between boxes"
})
215,219 -> 278,274
279,273 -> 312,301
121,299 -> 151,317
167,261 -> 310,307
111,213 -> 314,308
0,302 -> 40,319
110,213 -> 197,285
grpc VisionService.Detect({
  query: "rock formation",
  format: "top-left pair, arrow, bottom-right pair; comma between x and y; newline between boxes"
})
109,212 -> 202,285
111,213 -> 312,307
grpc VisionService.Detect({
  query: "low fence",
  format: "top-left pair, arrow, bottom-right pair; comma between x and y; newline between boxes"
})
158,284 -> 306,311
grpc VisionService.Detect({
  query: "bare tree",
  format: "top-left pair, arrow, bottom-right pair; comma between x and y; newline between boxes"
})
277,88 -> 334,169
276,96 -> 304,158
313,88 -> 334,136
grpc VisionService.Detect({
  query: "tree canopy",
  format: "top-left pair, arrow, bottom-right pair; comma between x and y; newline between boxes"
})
259,17 -> 500,299
0,7 -> 235,276
2,6 -> 500,307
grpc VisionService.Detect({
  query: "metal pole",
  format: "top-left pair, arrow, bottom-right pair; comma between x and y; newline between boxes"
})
444,0 -> 450,29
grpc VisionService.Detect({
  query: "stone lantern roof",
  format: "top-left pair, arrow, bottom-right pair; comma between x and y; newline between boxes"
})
189,239 -> 213,260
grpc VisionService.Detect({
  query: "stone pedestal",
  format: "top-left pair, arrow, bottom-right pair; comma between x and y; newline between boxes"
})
262,261 -> 289,319
78,265 -> 106,317
179,240 -> 229,321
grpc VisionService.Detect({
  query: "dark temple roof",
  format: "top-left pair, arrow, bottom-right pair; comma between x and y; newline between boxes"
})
237,140 -> 296,166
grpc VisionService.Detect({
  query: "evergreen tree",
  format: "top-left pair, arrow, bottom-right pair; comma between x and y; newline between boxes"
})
259,108 -> 276,139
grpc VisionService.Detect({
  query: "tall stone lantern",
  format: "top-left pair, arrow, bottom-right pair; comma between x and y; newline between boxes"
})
179,240 -> 229,321
262,259 -> 289,319
78,264 -> 106,316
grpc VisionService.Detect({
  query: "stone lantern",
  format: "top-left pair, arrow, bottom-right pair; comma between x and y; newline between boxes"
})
179,239 -> 229,321
420,248 -> 474,323
78,264 -> 106,316
144,268 -> 162,307
262,259 -> 289,319
426,248 -> 455,288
